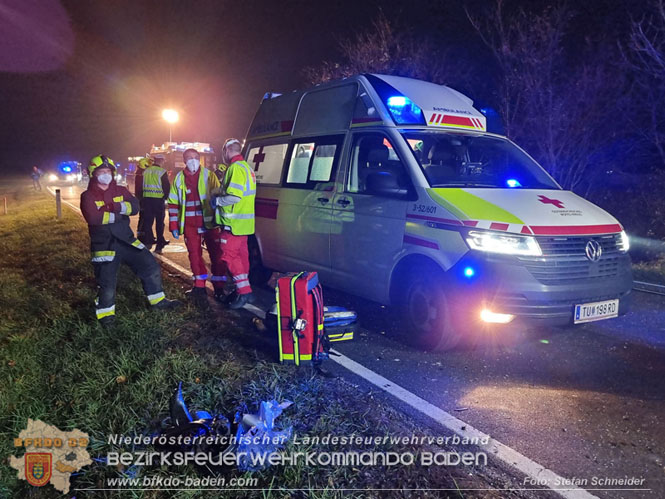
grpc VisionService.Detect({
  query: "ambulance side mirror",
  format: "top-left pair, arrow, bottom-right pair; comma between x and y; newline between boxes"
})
365,171 -> 409,198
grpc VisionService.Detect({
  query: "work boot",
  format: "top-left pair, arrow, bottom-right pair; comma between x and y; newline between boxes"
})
155,240 -> 169,254
151,298 -> 182,310
214,289 -> 235,304
99,316 -> 116,329
228,292 -> 254,310
185,287 -> 207,299
185,287 -> 208,307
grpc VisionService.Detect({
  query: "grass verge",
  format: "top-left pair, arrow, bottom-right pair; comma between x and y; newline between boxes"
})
0,179 -> 516,498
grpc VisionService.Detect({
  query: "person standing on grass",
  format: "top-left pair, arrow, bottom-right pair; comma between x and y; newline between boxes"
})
211,138 -> 256,309
30,166 -> 43,191
167,147 -> 227,304
81,155 -> 181,327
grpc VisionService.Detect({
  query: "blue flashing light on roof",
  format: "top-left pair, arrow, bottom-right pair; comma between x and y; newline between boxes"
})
387,96 -> 407,107
506,179 -> 522,188
385,95 -> 425,125
365,75 -> 426,126
463,266 -> 475,278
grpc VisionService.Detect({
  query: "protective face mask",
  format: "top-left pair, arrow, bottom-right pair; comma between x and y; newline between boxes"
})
97,173 -> 113,185
186,159 -> 200,173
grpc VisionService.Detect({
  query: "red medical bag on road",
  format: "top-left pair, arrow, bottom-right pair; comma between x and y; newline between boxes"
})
276,272 -> 326,366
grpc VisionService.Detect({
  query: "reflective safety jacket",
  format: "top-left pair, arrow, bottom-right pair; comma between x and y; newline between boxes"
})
140,165 -> 170,199
80,180 -> 144,262
214,156 -> 256,235
167,167 -> 220,234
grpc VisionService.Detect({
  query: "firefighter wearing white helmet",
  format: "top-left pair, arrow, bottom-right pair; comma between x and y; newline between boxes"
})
80,155 -> 181,327
212,138 -> 257,309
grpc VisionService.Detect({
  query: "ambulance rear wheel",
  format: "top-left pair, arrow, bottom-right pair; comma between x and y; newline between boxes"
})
403,272 -> 460,351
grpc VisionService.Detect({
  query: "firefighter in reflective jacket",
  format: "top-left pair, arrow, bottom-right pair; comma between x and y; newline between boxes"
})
138,155 -> 170,253
80,155 -> 181,327
212,138 -> 256,309
167,148 -> 226,302
134,156 -> 150,243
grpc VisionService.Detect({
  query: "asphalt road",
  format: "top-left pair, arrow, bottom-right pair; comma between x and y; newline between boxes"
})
53,181 -> 664,498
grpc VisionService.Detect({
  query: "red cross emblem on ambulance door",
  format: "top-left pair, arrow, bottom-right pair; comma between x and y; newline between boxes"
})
252,147 -> 266,172
538,195 -> 565,209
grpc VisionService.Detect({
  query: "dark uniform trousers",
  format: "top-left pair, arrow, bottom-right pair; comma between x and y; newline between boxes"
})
140,198 -> 167,246
94,240 -> 164,315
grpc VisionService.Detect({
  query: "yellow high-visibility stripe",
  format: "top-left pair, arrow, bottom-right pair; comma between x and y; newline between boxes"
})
428,188 -> 523,224
102,212 -> 111,224
96,305 -> 115,319
276,286 -> 284,362
290,272 -> 304,366
113,196 -> 123,202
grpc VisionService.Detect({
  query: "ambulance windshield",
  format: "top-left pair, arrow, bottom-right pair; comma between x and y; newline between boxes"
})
402,131 -> 560,190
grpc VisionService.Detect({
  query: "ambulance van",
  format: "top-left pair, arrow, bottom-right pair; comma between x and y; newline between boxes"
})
243,74 -> 632,348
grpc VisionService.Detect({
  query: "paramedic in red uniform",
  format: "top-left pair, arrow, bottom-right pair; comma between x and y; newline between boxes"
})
211,138 -> 257,309
80,155 -> 181,327
167,148 -> 226,303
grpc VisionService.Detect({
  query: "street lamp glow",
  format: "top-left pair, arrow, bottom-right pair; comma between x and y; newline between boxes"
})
162,109 -> 179,123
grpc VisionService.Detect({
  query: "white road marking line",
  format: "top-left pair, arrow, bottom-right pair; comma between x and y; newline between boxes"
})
329,350 -> 597,499
51,187 -> 595,498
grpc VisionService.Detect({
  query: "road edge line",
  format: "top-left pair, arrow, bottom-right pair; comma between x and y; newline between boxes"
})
329,349 -> 597,499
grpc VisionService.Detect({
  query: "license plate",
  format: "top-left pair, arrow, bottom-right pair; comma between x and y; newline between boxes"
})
574,299 -> 619,324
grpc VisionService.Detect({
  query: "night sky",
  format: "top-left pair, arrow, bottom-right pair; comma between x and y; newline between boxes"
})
0,0 -> 634,173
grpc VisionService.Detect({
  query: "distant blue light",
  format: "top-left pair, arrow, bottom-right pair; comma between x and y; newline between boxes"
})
506,178 -> 521,188
387,96 -> 407,107
62,166 -> 71,172
464,266 -> 475,278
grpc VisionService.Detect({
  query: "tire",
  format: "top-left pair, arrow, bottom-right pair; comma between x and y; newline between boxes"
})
248,236 -> 272,286
402,270 -> 460,351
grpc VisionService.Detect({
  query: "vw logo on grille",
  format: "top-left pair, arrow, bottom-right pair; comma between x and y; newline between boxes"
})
585,240 -> 603,261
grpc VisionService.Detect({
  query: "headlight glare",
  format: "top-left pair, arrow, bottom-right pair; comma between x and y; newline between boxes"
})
466,230 -> 542,256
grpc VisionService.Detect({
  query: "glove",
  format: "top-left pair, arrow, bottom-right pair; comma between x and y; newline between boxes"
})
98,202 -> 115,212
172,230 -> 179,240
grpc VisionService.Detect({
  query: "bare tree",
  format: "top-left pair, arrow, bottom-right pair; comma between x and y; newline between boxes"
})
467,1 -> 626,192
625,0 -> 665,167
303,12 -> 474,89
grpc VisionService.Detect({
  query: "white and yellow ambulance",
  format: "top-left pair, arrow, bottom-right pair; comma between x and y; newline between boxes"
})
243,74 -> 632,348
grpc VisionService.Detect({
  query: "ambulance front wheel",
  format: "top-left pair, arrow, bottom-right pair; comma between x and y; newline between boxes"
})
403,272 -> 460,351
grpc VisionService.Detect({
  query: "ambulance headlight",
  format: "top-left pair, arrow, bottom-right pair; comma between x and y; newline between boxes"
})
466,230 -> 542,256
619,231 -> 630,252
49,174 -> 58,181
